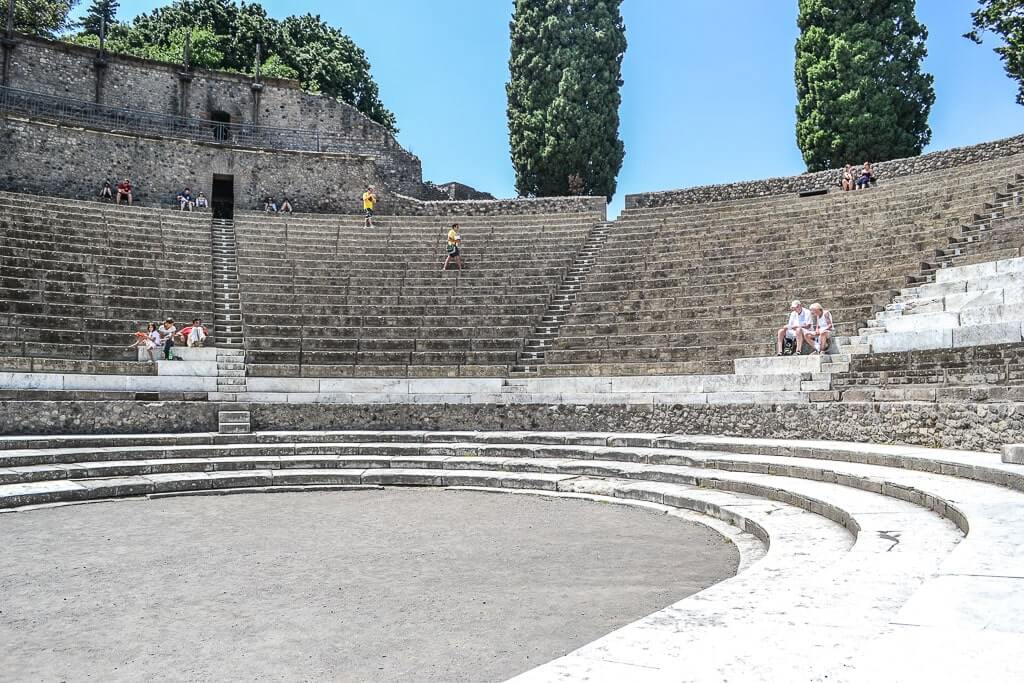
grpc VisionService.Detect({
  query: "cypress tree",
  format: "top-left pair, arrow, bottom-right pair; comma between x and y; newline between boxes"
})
507,0 -> 626,201
795,0 -> 935,171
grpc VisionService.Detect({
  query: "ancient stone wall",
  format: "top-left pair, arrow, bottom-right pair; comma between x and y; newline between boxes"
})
0,400 -> 217,435
390,192 -> 608,219
0,116 -> 385,211
246,402 -> 1024,453
1,34 -> 426,197
626,133 -> 1024,208
1,399 -> 1018,452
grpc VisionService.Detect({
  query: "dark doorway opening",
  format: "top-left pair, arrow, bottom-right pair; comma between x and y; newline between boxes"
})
212,174 -> 234,219
211,110 -> 231,143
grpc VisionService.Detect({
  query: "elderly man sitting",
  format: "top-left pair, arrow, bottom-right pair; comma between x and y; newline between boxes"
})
776,299 -> 812,356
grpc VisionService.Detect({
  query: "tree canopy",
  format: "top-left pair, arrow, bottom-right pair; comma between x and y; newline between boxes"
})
64,0 -> 396,132
507,0 -> 626,201
795,0 -> 935,171
966,0 -> 1024,105
10,0 -> 79,37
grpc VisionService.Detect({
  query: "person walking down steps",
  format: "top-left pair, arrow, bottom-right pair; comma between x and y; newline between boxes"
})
362,186 -> 377,228
443,223 -> 463,271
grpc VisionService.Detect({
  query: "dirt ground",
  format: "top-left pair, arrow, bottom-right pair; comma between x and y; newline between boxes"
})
0,488 -> 738,682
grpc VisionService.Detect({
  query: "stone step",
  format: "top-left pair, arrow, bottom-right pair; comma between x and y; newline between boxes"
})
218,423 -> 251,434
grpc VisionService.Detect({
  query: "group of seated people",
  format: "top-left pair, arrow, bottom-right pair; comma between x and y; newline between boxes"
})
98,178 -> 135,205
263,195 -> 294,213
841,162 -> 875,191
176,188 -> 209,211
98,178 -> 210,211
128,318 -> 209,362
776,300 -> 833,356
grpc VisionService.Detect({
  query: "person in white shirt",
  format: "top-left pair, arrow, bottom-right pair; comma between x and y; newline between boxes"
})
776,300 -> 812,355
157,319 -> 178,360
186,318 -> 208,347
804,303 -> 834,355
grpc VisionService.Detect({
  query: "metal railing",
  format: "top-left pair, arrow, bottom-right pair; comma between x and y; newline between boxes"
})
0,85 -> 383,155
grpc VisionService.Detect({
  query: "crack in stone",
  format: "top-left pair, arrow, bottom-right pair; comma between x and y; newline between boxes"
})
878,530 -> 901,552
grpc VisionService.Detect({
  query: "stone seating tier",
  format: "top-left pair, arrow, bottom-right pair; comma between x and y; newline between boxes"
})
0,430 -> 1021,681
542,157 -> 1024,374
234,210 -> 604,370
0,193 -> 216,361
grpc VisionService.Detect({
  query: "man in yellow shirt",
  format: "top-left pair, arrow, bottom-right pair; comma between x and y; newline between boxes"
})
442,223 -> 463,271
362,186 -> 377,227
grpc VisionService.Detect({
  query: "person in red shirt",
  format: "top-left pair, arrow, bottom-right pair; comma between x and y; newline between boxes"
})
176,319 -> 209,347
116,177 -> 133,206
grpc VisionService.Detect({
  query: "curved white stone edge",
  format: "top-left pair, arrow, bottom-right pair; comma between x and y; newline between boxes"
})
0,432 -> 1011,679
0,449 -> 972,677
0,472 -> 857,680
3,430 -> 1017,490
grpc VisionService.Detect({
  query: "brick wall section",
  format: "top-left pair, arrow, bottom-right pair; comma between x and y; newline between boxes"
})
626,133 -> 1024,208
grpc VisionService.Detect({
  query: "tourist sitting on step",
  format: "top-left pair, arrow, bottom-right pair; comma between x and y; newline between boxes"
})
841,164 -> 854,192
98,180 -> 114,202
195,192 -> 209,210
280,195 -> 294,213
362,186 -> 377,227
804,303 -> 834,355
127,322 -> 159,362
443,223 -> 463,271
157,319 -> 182,361
855,161 -> 875,189
176,319 -> 209,348
263,196 -> 278,213
177,188 -> 195,211
776,300 -> 812,356
116,177 -> 133,206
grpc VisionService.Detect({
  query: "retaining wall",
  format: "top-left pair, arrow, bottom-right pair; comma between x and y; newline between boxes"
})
626,133 -> 1024,208
0,116 -> 387,211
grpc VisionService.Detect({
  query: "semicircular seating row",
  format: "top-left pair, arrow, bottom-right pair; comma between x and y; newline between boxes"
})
1,430 -> 1022,681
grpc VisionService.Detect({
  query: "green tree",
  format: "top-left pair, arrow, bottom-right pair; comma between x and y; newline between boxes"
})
66,0 -> 396,132
966,0 -> 1024,105
795,0 -> 935,171
80,0 -> 118,37
11,0 -> 79,37
507,0 -> 626,200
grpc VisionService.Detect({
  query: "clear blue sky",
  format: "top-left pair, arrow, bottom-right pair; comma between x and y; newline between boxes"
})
80,1 -> 1023,215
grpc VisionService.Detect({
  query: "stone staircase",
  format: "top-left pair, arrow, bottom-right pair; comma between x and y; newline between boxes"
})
844,255 -> 1024,354
211,217 -> 244,349
218,409 -> 251,434
907,173 -> 1023,286
512,222 -> 612,375
213,347 -> 247,401
210,218 -> 248,402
